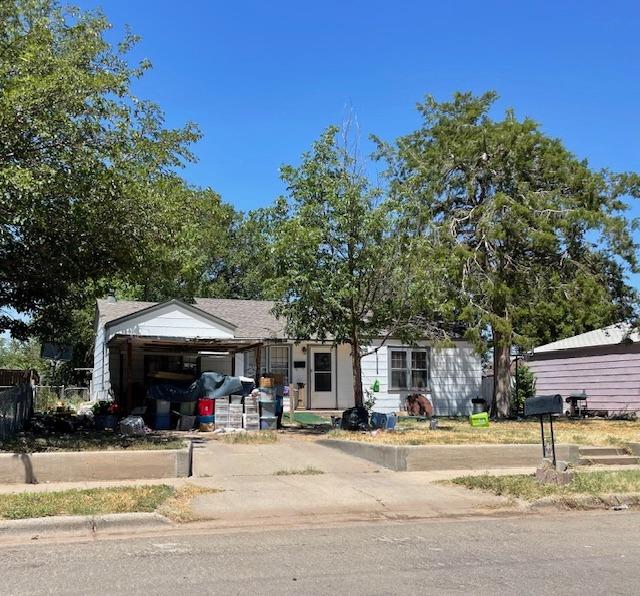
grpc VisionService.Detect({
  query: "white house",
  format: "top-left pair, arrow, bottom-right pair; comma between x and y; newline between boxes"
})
92,297 -> 481,415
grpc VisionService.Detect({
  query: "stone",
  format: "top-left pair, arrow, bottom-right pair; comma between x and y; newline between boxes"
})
536,459 -> 574,485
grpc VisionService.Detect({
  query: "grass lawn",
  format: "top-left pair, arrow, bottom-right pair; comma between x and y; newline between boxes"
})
219,431 -> 278,444
0,484 -> 219,521
327,418 -> 640,446
0,485 -> 174,520
450,470 -> 640,504
0,432 -> 185,453
283,412 -> 332,426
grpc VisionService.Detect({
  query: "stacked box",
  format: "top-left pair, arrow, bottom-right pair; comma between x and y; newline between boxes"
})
228,403 -> 243,429
243,413 -> 260,431
214,397 -> 230,429
230,394 -> 243,405
244,396 -> 258,416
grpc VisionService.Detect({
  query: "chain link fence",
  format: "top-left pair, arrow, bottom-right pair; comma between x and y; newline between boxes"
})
0,384 -> 33,441
32,386 -> 91,413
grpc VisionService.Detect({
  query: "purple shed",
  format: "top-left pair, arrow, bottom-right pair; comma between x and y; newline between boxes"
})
527,324 -> 640,416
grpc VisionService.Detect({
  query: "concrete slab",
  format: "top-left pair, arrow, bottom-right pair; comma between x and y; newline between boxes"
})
319,440 -> 581,471
192,438 -> 382,477
0,448 -> 190,484
187,470 -> 513,523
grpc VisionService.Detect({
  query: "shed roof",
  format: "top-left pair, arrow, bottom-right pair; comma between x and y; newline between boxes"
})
533,323 -> 640,354
96,298 -> 284,339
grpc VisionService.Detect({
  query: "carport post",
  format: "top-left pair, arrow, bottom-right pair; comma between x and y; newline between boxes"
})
127,339 -> 133,413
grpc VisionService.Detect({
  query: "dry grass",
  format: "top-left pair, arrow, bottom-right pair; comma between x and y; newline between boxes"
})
450,470 -> 640,504
0,485 -> 175,520
327,418 -> 640,446
0,432 -> 185,453
158,484 -> 220,523
219,431 -> 279,445
274,466 -> 325,476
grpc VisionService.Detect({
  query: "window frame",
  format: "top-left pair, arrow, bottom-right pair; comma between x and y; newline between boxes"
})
244,345 -> 291,385
387,347 -> 430,392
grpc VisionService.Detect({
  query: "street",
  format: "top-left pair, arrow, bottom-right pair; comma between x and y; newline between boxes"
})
1,512 -> 638,595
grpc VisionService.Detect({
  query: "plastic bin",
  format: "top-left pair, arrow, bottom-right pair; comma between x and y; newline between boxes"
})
156,399 -> 170,415
469,412 -> 489,427
197,414 -> 214,425
260,400 -> 276,417
370,412 -> 396,430
155,414 -> 171,430
260,417 -> 277,430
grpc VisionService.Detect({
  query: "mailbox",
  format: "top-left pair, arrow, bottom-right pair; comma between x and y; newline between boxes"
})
524,394 -> 563,466
524,394 -> 563,417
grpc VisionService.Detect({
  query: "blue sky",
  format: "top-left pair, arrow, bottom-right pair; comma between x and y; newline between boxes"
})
75,0 -> 639,211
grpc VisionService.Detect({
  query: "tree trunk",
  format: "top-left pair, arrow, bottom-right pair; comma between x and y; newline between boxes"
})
351,342 -> 364,408
492,327 -> 512,418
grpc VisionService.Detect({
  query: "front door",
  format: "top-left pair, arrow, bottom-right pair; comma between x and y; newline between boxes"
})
309,347 -> 336,409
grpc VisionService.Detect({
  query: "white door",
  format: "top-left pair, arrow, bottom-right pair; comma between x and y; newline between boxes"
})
309,347 -> 336,409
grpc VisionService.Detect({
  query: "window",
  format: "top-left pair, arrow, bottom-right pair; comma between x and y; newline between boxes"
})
244,347 -> 267,380
389,348 -> 429,391
244,345 -> 290,385
269,346 -> 291,385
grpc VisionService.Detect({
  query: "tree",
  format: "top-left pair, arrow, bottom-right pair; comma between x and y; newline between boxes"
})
0,0 -> 199,338
380,92 -> 639,417
0,337 -> 47,377
271,125 -> 450,407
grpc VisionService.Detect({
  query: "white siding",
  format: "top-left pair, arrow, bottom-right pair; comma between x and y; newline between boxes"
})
91,324 -> 110,400
361,341 -> 481,415
106,304 -> 235,341
336,344 -> 354,408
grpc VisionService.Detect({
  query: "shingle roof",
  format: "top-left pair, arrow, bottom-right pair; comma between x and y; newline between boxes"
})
533,323 -> 640,354
96,298 -> 284,339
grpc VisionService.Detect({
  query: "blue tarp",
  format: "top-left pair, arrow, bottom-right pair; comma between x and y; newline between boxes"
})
147,372 -> 254,402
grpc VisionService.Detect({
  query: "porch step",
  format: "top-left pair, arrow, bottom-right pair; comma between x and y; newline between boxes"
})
579,447 -> 628,457
578,455 -> 640,466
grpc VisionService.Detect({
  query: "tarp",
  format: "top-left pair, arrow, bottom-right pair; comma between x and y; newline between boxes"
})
147,372 -> 254,402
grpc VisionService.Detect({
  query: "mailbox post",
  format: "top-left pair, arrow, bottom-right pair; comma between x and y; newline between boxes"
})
524,394 -> 563,466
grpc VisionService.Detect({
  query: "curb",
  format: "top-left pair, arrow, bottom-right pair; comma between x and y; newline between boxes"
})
0,512 -> 172,540
530,492 -> 640,511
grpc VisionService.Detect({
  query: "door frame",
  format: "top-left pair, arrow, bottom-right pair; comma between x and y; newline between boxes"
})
307,344 -> 337,409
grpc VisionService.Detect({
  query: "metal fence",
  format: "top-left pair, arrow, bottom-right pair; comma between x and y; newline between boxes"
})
32,386 -> 91,413
0,384 -> 33,441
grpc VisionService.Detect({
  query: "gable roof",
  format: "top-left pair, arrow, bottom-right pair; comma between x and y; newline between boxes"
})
101,298 -> 237,332
96,298 -> 285,339
533,323 -> 640,354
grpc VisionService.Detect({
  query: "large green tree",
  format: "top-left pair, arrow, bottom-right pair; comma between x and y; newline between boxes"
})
0,0 -> 199,338
272,126 -> 450,407
380,92 -> 639,417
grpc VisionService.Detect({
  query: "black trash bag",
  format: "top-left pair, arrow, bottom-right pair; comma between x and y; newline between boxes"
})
340,406 -> 370,431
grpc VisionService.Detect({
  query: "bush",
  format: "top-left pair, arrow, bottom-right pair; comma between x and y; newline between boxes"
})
510,364 -> 536,415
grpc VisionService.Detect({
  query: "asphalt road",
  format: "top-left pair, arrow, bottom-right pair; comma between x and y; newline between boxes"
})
1,512 -> 638,595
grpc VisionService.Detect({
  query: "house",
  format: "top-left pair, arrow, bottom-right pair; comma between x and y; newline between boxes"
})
92,297 -> 481,415
527,323 -> 640,415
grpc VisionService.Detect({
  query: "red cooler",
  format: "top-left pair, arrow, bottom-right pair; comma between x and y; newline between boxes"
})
198,398 -> 214,417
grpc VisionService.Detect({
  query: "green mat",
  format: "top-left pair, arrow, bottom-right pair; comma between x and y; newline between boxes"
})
283,412 -> 332,426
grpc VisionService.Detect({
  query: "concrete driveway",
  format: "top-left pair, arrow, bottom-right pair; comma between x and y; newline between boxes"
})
188,437 -> 515,526
192,436 -> 381,477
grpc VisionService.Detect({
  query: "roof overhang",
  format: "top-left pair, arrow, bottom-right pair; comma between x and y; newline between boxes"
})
107,334 -> 287,353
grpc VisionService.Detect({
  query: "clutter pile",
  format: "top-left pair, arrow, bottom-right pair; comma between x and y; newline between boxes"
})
138,373 -> 286,433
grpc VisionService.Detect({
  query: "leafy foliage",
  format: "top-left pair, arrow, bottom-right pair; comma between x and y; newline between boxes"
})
271,125 -> 451,405
0,0 -> 200,338
379,92 -> 639,416
510,363 -> 536,416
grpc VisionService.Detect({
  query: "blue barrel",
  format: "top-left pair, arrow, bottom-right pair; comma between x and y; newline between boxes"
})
197,414 -> 214,424
155,414 -> 171,430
